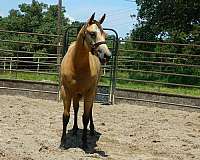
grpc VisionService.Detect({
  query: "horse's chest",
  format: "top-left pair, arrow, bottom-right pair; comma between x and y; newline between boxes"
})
74,73 -> 98,86
69,74 -> 97,94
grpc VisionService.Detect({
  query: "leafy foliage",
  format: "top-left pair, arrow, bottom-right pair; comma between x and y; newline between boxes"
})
0,0 -> 83,55
132,0 -> 200,43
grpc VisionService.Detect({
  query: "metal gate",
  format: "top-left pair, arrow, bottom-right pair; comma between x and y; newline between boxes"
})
0,30 -> 62,100
63,26 -> 119,104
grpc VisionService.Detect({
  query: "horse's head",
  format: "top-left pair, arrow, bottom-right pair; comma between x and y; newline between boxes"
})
82,13 -> 111,64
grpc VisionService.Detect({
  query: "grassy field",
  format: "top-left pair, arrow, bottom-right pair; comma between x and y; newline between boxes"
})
116,82 -> 200,97
1,71 -> 200,97
0,71 -> 58,83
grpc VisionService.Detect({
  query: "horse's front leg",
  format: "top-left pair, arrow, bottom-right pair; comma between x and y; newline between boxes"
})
60,87 -> 71,148
72,94 -> 81,135
82,96 -> 94,149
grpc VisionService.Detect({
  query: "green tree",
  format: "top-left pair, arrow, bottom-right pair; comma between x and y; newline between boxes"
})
0,0 -> 71,58
132,0 -> 200,43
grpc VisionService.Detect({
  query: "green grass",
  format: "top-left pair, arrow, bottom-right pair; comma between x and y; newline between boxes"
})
1,71 -> 200,97
117,81 -> 200,97
0,71 -> 58,83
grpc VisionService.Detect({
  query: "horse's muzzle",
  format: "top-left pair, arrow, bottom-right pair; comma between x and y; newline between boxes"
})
98,52 -> 111,64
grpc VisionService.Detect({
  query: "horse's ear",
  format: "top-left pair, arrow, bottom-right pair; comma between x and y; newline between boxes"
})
88,12 -> 95,25
99,14 -> 106,24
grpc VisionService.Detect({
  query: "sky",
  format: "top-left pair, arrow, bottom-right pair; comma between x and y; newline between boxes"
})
0,0 -> 138,37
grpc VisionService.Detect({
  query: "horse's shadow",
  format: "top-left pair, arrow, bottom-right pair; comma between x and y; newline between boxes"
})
61,129 -> 108,157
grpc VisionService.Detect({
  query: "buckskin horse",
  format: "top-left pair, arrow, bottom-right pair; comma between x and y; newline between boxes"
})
60,13 -> 111,149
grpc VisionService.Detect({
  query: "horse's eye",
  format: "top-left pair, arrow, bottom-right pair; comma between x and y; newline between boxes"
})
89,32 -> 96,38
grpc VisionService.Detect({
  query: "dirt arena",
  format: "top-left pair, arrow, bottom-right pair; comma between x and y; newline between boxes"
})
0,95 -> 200,160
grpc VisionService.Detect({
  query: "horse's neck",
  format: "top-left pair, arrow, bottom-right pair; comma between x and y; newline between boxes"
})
73,33 -> 90,70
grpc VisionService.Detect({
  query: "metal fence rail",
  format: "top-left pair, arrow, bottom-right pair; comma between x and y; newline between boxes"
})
119,39 -> 200,47
1,29 -> 200,107
0,29 -> 118,104
116,39 -> 200,105
0,30 -> 61,98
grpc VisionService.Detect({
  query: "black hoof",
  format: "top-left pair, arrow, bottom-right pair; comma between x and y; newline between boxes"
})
59,143 -> 66,150
60,135 -> 66,147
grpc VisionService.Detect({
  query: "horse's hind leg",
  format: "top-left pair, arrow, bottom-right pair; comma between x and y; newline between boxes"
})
72,94 -> 81,135
60,86 -> 71,148
89,106 -> 95,136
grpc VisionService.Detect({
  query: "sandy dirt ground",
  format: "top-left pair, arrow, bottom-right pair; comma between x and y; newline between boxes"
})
0,95 -> 200,160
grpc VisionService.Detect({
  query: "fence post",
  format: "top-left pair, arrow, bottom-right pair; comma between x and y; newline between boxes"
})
37,57 -> 40,73
110,33 -> 119,104
57,0 -> 62,101
10,57 -> 12,74
16,54 -> 18,79
103,67 -> 106,76
4,57 -> 6,72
